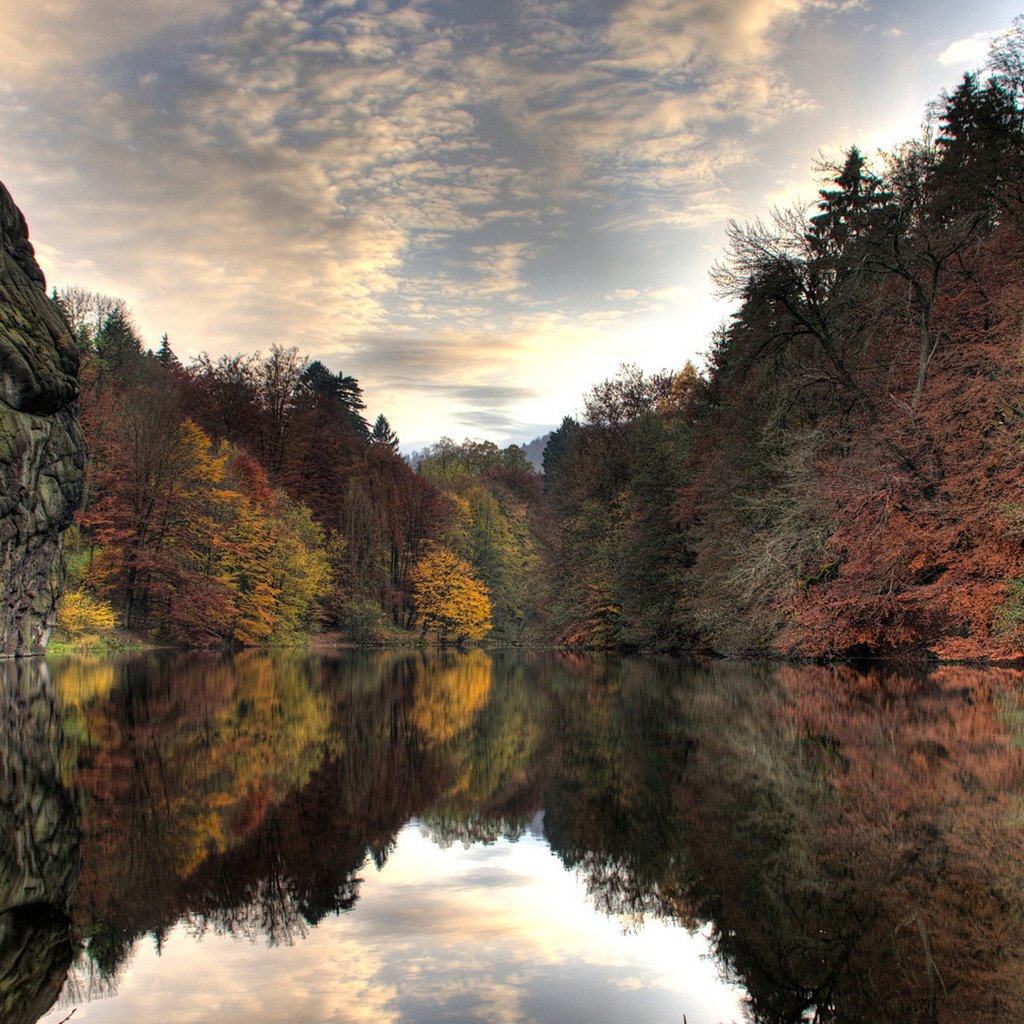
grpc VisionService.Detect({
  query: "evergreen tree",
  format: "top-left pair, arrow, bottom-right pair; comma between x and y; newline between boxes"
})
807,146 -> 887,258
156,333 -> 181,371
370,413 -> 400,450
300,360 -> 369,438
934,72 -> 1023,220
94,303 -> 143,373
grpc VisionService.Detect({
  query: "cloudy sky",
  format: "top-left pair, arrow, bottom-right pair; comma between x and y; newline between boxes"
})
1,0 -> 1020,449
41,825 -> 746,1023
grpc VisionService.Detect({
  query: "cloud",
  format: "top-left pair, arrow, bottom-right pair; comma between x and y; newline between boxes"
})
1,0 -> 868,443
460,0 -> 828,189
0,0 -> 226,80
471,242 -> 534,298
938,30 -> 996,68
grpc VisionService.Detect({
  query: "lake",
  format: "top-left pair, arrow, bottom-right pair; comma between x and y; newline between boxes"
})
3,650 -> 1024,1023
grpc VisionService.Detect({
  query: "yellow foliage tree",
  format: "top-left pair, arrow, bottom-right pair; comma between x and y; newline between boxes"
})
411,544 -> 493,643
265,495 -> 332,640
218,494 -> 278,645
411,649 -> 494,743
56,588 -> 118,639
215,473 -> 332,645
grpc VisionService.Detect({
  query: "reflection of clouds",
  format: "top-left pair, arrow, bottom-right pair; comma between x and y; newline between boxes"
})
42,827 -> 745,1024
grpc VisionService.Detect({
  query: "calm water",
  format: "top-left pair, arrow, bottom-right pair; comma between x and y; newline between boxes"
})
3,651 -> 1024,1023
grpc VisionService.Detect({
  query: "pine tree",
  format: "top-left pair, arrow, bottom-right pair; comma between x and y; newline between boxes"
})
370,413 -> 400,450
156,333 -> 181,370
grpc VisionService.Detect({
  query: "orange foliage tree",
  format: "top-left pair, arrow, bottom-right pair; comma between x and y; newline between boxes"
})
411,544 -> 493,643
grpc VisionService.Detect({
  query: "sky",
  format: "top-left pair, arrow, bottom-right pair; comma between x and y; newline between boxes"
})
40,824 -> 747,1023
1,0 -> 1021,450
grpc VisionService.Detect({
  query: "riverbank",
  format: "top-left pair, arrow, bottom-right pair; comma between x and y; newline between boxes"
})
45,624 -> 1024,669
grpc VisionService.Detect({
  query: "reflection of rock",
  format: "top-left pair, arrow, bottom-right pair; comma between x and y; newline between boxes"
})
0,904 -> 76,1024
0,660 -> 80,1023
0,180 -> 85,656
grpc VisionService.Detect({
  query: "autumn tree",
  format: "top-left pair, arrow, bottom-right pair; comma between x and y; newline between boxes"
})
417,437 -> 531,485
183,351 -> 261,447
337,444 -> 449,630
411,544 -> 493,643
415,438 -> 542,641
538,366 -> 698,649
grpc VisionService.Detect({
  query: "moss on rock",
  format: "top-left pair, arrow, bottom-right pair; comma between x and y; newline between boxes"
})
0,181 -> 85,656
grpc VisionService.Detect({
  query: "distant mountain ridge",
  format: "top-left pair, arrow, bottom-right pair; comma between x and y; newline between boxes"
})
522,433 -> 550,472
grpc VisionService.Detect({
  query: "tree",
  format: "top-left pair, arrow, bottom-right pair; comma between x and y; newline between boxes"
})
933,72 -> 1023,221
370,413 -> 399,450
53,286 -> 123,353
155,333 -> 181,371
256,345 -> 308,475
417,438 -> 532,484
263,495 -> 332,639
464,485 -> 532,640
337,445 -> 449,628
300,360 -> 369,438
56,589 -> 118,639
582,363 -> 675,428
806,146 -> 887,260
184,351 -> 260,446
874,139 -> 988,409
542,417 -> 581,495
411,545 -> 493,643
93,303 -> 144,373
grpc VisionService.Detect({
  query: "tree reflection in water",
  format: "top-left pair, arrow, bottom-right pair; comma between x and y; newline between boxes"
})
16,651 -> 1024,1022
671,662 -> 1024,1023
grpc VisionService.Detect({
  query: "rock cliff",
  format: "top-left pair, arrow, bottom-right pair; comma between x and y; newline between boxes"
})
0,182 -> 85,656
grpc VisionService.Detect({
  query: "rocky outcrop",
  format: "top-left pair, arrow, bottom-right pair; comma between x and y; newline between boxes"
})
0,181 -> 85,656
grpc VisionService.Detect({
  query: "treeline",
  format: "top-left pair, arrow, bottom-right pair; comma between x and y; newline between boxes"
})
58,300 -> 546,648
540,25 -> 1024,661
59,22 -> 1024,660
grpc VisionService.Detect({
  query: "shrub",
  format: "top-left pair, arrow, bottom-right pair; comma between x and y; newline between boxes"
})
57,588 -> 118,638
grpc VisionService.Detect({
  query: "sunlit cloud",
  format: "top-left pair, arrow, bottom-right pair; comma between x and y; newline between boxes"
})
0,0 -> 1015,444
938,30 -> 999,67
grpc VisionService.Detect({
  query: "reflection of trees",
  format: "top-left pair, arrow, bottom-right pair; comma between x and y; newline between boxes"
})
51,651 -> 340,977
181,651 -> 446,942
521,655 -> 1024,1023
419,651 -> 545,847
0,660 -> 80,1024
410,648 -> 493,742
51,648 -> 519,984
37,648 -> 1024,1023
677,662 -> 1024,1023
541,656 -> 701,925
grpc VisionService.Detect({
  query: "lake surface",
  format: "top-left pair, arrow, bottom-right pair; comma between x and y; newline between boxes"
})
3,650 -> 1024,1023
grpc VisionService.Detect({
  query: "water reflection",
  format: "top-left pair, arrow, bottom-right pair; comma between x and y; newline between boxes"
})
9,651 -> 1024,1022
681,663 -> 1024,1023
0,660 -> 79,1024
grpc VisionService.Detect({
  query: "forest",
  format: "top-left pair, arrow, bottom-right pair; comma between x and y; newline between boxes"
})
55,28 -> 1024,663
